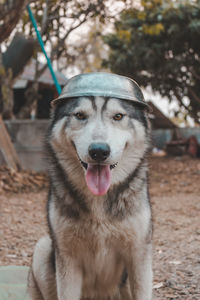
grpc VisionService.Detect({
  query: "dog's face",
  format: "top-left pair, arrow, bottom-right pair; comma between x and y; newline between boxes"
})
50,97 -> 150,196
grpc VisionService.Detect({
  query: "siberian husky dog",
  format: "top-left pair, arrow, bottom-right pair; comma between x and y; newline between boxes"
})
28,73 -> 152,300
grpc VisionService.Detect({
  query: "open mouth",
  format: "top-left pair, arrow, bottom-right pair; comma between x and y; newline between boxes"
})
79,159 -> 118,196
80,160 -> 118,170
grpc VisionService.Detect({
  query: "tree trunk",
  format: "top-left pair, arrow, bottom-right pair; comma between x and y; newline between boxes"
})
0,52 -> 14,119
0,0 -> 30,43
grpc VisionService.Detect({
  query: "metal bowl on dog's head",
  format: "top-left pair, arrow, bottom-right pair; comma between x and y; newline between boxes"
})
52,72 -> 147,107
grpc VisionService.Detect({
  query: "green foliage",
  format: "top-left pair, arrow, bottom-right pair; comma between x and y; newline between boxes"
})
104,0 -> 200,124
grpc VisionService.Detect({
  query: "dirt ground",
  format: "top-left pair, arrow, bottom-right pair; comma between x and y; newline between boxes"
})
0,156 -> 200,299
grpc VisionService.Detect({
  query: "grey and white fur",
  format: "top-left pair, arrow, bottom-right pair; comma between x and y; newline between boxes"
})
28,95 -> 152,300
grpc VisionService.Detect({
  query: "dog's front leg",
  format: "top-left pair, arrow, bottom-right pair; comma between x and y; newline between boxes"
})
56,254 -> 82,300
127,244 -> 152,300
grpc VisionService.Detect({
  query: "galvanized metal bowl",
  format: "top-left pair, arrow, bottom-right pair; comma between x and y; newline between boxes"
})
52,72 -> 147,107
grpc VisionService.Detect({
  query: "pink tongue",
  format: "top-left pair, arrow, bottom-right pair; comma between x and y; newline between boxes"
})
86,164 -> 111,196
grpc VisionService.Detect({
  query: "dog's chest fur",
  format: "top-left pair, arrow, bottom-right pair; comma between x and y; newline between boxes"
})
51,195 -> 141,298
48,159 -> 150,297
78,219 -> 125,297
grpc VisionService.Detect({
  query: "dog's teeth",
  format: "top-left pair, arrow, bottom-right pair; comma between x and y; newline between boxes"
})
110,162 -> 118,169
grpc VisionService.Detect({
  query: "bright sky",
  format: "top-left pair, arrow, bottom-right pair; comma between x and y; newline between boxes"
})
143,86 -> 195,127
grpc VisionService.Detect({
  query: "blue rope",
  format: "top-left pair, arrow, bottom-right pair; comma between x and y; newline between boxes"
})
27,5 -> 62,95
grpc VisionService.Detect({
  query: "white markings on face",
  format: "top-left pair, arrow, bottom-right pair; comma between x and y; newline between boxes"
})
66,97 -> 106,162
52,117 -> 67,143
104,99 -> 132,162
51,96 -> 148,184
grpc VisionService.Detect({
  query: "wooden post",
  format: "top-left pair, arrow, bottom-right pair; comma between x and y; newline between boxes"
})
0,115 -> 21,170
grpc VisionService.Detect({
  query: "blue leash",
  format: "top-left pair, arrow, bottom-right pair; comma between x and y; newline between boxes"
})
27,5 -> 62,95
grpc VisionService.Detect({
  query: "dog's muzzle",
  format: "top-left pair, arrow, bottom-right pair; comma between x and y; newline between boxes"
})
78,143 -> 118,196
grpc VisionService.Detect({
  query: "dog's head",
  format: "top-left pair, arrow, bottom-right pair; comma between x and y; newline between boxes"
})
48,74 -> 150,196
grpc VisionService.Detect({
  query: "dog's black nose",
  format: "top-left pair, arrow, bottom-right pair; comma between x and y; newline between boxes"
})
88,143 -> 110,162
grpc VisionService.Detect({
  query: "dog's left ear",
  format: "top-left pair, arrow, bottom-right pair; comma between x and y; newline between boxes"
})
144,104 -> 153,130
144,103 -> 153,114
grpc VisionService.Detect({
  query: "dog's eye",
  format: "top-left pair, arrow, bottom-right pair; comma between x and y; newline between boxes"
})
74,112 -> 87,120
113,113 -> 124,121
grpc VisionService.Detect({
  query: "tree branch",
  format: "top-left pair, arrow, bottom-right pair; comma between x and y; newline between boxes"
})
188,87 -> 200,105
190,69 -> 200,81
41,0 -> 49,35
35,11 -> 96,79
0,0 -> 34,43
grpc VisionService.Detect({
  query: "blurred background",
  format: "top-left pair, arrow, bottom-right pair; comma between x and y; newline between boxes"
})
0,1 -> 200,299
1,0 -> 200,171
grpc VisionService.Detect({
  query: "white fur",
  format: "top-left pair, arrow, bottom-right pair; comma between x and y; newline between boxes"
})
28,96 -> 152,300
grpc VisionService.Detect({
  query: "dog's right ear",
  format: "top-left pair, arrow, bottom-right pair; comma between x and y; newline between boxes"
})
49,98 -> 66,122
51,97 -> 63,109
50,98 -> 69,121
